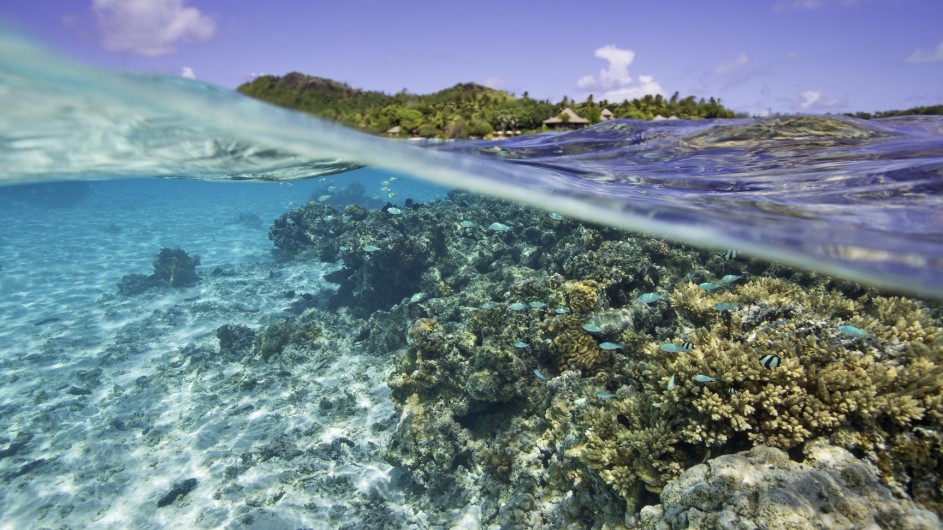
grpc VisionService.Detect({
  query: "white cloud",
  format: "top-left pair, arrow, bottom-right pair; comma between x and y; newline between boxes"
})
797,89 -> 847,111
714,53 -> 748,75
181,66 -> 195,79
92,0 -> 215,57
577,45 -> 662,101
906,40 -> 943,63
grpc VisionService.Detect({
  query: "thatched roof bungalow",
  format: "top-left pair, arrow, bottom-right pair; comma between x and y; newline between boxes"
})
542,107 -> 590,129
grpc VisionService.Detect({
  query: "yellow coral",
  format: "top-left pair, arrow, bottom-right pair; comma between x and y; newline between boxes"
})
550,323 -> 613,373
565,280 -> 600,314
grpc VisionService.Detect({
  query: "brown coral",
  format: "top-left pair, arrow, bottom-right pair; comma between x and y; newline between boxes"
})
564,280 -> 600,314
547,317 -> 613,373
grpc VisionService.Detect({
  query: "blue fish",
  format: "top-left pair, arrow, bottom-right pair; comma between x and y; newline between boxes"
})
529,301 -> 548,309
508,302 -> 527,311
838,325 -> 871,338
636,293 -> 664,305
533,369 -> 547,380
459,220 -> 478,228
548,212 -> 565,221
489,222 -> 511,232
598,342 -> 622,350
660,342 -> 694,353
480,302 -> 495,309
719,274 -> 742,284
667,373 -> 676,390
699,282 -> 723,291
595,391 -> 616,399
582,322 -> 604,333
513,341 -> 530,348
554,308 -> 571,315
693,374 -> 716,383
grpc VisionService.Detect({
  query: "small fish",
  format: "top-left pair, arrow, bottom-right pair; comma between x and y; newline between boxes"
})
338,246 -> 349,251
554,308 -> 571,315
381,180 -> 391,186
727,387 -> 737,395
660,342 -> 694,353
713,302 -> 738,311
838,325 -> 871,338
387,207 -> 403,215
719,274 -> 742,284
409,292 -> 424,303
317,194 -> 331,202
489,222 -> 511,232
534,369 -> 547,380
480,302 -> 495,309
513,341 -> 530,348
693,374 -> 717,383
387,192 -> 399,198
598,342 -> 622,350
459,220 -> 477,228
322,215 -> 334,221
508,302 -> 527,311
699,282 -> 723,291
595,391 -> 616,399
529,301 -> 548,309
362,245 -> 381,252
548,212 -> 564,221
635,292 -> 664,304
760,354 -> 781,368
582,322 -> 604,333
327,185 -> 336,192
616,414 -> 631,428
667,373 -> 676,390
724,249 -> 737,260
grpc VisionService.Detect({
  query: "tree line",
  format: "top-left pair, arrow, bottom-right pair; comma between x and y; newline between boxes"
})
237,72 -> 738,139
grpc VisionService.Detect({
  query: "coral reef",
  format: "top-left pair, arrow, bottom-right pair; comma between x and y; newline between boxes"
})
639,442 -> 940,530
117,247 -> 200,295
265,190 -> 943,527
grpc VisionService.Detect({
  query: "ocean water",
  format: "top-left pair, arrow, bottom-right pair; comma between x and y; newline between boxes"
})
2,29 -> 943,529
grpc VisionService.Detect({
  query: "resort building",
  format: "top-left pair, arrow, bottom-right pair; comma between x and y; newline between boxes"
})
542,107 -> 590,130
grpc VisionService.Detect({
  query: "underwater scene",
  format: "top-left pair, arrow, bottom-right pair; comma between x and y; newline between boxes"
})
3,31 -> 943,530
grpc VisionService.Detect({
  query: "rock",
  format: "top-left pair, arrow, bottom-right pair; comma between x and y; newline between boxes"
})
639,442 -> 940,530
157,478 -> 198,508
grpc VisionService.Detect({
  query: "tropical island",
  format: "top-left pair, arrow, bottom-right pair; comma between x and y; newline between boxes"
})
237,72 -> 739,139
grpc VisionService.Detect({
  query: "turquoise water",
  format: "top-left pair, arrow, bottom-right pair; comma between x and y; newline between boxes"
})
2,29 -> 943,529
2,30 -> 943,298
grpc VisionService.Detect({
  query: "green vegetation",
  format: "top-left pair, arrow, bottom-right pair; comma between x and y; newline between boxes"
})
846,104 -> 943,120
237,72 -> 737,139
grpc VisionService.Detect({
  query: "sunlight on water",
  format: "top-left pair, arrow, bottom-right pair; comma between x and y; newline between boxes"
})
1,27 -> 943,298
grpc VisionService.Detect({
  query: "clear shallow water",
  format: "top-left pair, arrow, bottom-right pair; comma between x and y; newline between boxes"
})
2,30 -> 943,298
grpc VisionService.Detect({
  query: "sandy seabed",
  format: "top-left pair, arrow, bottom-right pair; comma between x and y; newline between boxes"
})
0,178 -> 427,529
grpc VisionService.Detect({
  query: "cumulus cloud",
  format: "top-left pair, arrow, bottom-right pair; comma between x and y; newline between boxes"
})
577,45 -> 662,101
92,0 -> 215,57
906,40 -> 943,63
181,66 -> 195,79
796,89 -> 847,111
713,53 -> 748,75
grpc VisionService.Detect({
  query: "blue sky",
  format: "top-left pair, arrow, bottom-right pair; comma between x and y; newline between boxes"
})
2,0 -> 942,115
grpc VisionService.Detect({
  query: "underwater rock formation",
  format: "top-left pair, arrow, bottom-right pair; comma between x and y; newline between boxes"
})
639,442 -> 940,530
117,247 -> 200,295
267,191 -> 943,527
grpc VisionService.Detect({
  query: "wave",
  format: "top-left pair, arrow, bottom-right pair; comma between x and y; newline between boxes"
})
2,27 -> 942,299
